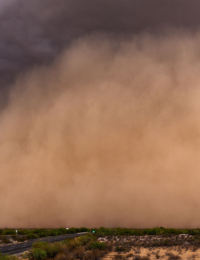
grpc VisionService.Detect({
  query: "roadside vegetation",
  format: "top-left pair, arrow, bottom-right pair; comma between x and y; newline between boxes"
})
92,227 -> 200,237
2,228 -> 200,260
0,228 -> 88,244
0,253 -> 18,260
1,227 -> 200,244
0,227 -> 88,237
27,234 -> 112,260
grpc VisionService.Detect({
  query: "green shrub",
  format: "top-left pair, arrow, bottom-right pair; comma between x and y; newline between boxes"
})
1,237 -> 11,244
16,236 -> 27,242
57,228 -> 66,235
78,234 -> 93,246
0,253 -> 18,260
90,242 -> 106,250
27,233 -> 38,240
32,242 -> 46,249
11,235 -> 17,241
66,238 -> 82,251
49,230 -> 57,236
18,229 -> 29,235
38,232 -> 47,238
68,228 -> 77,234
2,230 -> 15,235
29,248 -> 47,260
116,246 -> 127,252
33,229 -> 45,235
32,242 -> 63,258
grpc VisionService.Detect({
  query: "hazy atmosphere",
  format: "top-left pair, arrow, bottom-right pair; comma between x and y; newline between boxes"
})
1,1 -> 200,228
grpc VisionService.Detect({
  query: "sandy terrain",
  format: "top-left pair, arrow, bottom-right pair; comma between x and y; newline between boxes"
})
103,246 -> 200,260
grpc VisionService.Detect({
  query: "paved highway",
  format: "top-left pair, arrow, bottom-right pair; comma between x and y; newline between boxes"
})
0,232 -> 88,255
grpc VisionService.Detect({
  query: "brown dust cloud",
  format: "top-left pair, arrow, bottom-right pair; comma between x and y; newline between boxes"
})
1,33 -> 200,228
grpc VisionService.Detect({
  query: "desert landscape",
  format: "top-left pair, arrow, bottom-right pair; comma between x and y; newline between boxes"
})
1,1 -> 200,260
1,228 -> 200,260
101,234 -> 200,260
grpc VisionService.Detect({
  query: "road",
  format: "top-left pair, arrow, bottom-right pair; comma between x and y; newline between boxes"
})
0,232 -> 88,255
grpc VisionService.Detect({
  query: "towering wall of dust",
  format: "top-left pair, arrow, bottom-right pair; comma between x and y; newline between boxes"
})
1,33 -> 200,228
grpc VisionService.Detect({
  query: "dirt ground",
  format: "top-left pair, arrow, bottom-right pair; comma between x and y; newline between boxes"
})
103,246 -> 200,260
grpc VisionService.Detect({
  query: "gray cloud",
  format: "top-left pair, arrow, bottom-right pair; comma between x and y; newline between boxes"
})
0,0 -> 17,13
1,0 -> 200,91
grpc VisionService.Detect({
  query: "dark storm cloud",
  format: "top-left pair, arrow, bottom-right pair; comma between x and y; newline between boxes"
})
1,0 -> 200,89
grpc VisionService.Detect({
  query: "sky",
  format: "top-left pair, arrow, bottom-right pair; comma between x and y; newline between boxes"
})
1,0 -> 200,90
1,1 -> 200,228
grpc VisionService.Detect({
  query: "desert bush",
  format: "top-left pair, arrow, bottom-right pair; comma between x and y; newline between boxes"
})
90,227 -> 191,237
92,249 -> 107,260
134,250 -> 140,254
10,235 -> 17,241
54,253 -> 67,260
74,246 -> 85,260
114,255 -> 125,260
168,253 -> 181,260
32,242 -> 46,249
16,236 -> 27,242
17,229 -> 29,235
1,237 -> 11,244
32,229 -> 45,235
49,230 -> 58,237
73,249 -> 106,260
133,255 -> 142,260
57,228 -> 66,235
32,241 -> 63,258
192,247 -> 198,252
2,230 -> 15,235
11,235 -> 26,242
126,253 -> 134,258
79,234 -> 94,246
38,232 -> 47,238
90,242 -> 106,250
3,227 -> 200,237
27,233 -> 38,240
116,246 -> 127,252
0,253 -> 18,260
54,253 -> 75,260
29,248 -> 47,260
83,251 -> 97,260
142,256 -> 150,260
133,255 -> 150,260
106,242 -> 113,251
65,238 -> 82,251
46,243 -> 63,258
